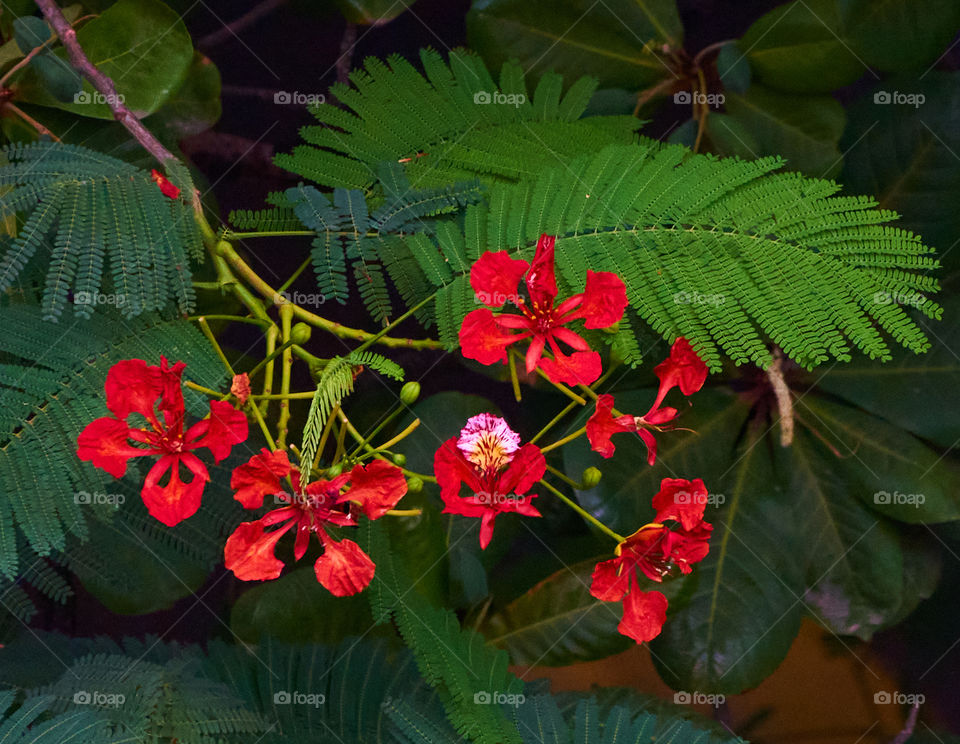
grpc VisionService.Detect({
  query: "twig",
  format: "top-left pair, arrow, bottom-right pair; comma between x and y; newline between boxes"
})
5,103 -> 59,140
336,22 -> 357,84
890,701 -> 921,744
33,0 -> 176,166
765,347 -> 794,447
199,0 -> 287,48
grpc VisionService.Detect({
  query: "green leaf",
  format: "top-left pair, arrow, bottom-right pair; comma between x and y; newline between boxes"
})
29,53 -> 82,103
724,84 -> 847,177
12,16 -> 50,53
704,112 -> 761,160
333,0 -> 416,23
19,0 -> 193,118
482,557 -> 632,666
466,0 -> 682,89
841,0 -> 960,72
146,51 -> 222,141
716,42 -> 750,94
739,0 -> 864,93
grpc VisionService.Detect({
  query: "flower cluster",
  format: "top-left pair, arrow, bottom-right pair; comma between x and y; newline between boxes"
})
590,478 -> 713,643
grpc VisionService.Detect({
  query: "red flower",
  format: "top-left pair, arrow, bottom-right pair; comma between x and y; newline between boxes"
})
230,373 -> 251,405
590,478 -> 713,643
459,234 -> 628,386
224,449 -> 406,595
150,169 -> 181,199
585,338 -> 708,464
77,358 -> 248,526
434,414 -> 545,549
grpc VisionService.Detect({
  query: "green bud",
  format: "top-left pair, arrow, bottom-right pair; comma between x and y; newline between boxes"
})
326,463 -> 342,477
400,381 -> 421,405
601,320 -> 620,334
581,467 -> 602,488
406,477 -> 423,493
392,453 -> 407,466
290,322 -> 312,345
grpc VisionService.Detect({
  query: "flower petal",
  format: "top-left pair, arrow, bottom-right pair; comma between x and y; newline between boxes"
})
434,438 -> 484,505
231,373 -> 251,405
141,453 -> 209,526
314,537 -> 376,596
470,251 -> 529,308
188,401 -> 248,462
478,512 -> 497,550
77,417 -> 148,478
225,518 -> 292,581
104,359 -> 161,422
651,477 -> 708,530
653,337 -> 709,402
156,357 -> 187,429
344,459 -> 407,519
618,589 -> 668,643
580,271 -> 628,329
525,234 -> 558,310
637,428 -> 658,467
459,308 -> 517,365
230,448 -> 292,509
590,556 -> 632,602
538,349 -> 602,386
586,394 -> 637,459
497,443 -> 546,497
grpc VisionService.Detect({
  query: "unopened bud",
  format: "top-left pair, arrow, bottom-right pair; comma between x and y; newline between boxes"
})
406,477 -> 423,493
290,322 -> 312,345
582,467 -> 602,488
400,381 -> 421,405
392,453 -> 406,466
326,463 -> 342,477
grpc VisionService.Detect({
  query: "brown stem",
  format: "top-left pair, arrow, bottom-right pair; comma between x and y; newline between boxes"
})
765,347 -> 794,446
33,0 -> 176,166
199,0 -> 287,48
336,22 -> 357,84
4,103 -> 59,140
890,701 -> 921,744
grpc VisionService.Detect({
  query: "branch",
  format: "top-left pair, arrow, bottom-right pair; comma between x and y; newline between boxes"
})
33,0 -> 176,166
890,701 -> 920,744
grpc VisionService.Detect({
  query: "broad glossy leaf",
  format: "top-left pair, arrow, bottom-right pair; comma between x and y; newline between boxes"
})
30,54 -> 82,103
840,73 -> 960,269
19,0 -> 193,118
716,43 -> 750,94
12,16 -> 50,53
840,0 -> 960,72
705,112 -> 761,160
740,0 -> 863,93
146,51 -> 222,141
724,85 -> 846,177
466,0 -> 682,89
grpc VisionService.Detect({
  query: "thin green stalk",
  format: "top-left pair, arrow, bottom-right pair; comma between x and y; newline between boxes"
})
538,478 -> 625,544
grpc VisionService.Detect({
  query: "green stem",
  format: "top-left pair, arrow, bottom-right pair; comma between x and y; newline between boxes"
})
223,230 -> 316,239
544,463 -> 589,490
538,478 -> 625,543
539,426 -> 586,454
530,400 -> 580,445
276,255 -> 313,294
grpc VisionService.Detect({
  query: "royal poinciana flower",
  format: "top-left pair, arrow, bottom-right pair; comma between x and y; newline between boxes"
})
590,478 -> 713,643
224,448 -> 406,595
434,414 -> 546,549
586,337 -> 708,464
459,234 -> 628,386
77,358 -> 248,526
150,169 -> 181,199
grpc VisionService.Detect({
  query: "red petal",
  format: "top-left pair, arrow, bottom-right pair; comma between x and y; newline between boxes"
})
525,234 -> 558,310
524,334 -> 547,374
314,537 -> 375,596
459,308 -> 517,365
590,556 -> 631,602
478,512 -> 497,549
344,459 -> 407,519
76,417 -> 147,478
638,428 -> 658,467
580,271 -> 628,329
652,337 -> 709,406
141,453 -> 208,526
497,443 -> 546,496
156,357 -> 187,428
470,251 -> 529,308
151,169 -> 181,200
652,477 -> 708,530
618,589 -> 668,643
188,401 -> 248,462
538,349 -> 601,386
434,439 -> 487,517
586,394 -> 637,459
224,519 -> 291,581
104,359 -> 161,422
230,448 -> 291,509
550,327 -> 591,352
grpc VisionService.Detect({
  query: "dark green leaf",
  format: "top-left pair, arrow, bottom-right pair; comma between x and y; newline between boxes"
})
716,42 -> 750,94
145,51 -> 222,141
30,53 -> 82,103
466,0 -> 682,89
704,112 -> 761,160
333,0 -> 416,24
12,16 -> 50,53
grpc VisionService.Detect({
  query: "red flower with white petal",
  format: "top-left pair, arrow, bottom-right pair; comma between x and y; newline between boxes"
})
586,337 -> 708,464
224,449 -> 406,595
434,413 -> 545,549
459,234 -> 628,386
590,478 -> 713,643
77,358 -> 248,526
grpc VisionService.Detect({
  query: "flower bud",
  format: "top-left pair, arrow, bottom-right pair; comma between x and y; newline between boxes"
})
400,381 -> 421,405
290,322 -> 312,345
406,477 -> 423,493
582,467 -> 602,488
326,463 -> 342,477
392,453 -> 406,466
